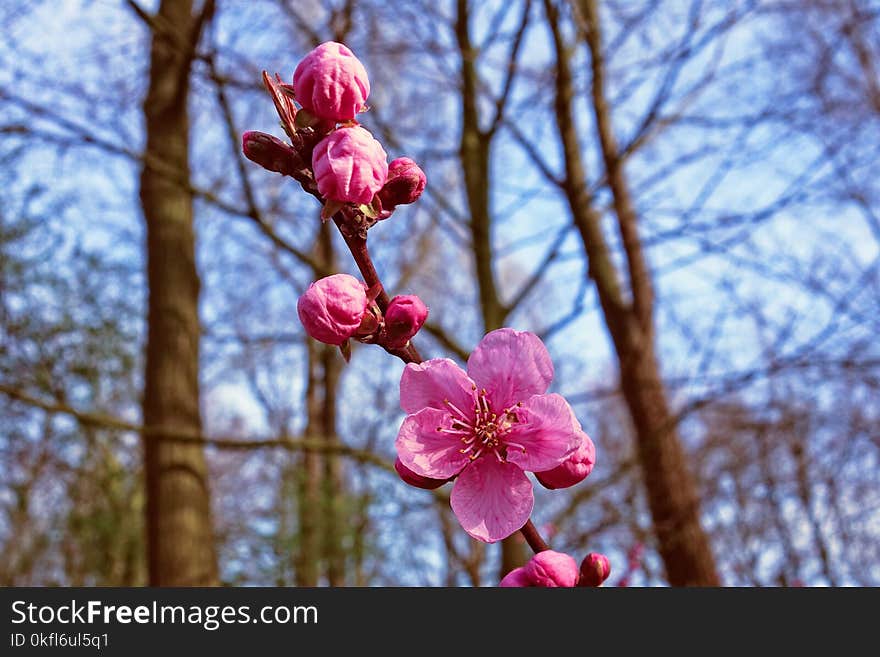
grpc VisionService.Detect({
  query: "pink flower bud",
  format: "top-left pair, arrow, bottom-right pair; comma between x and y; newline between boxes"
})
535,431 -> 595,490
297,274 -> 369,346
293,41 -> 370,122
377,157 -> 426,211
384,295 -> 428,349
242,131 -> 303,177
526,550 -> 580,587
578,552 -> 611,587
394,458 -> 448,490
312,126 -> 388,205
499,567 -> 532,587
498,550 -> 580,587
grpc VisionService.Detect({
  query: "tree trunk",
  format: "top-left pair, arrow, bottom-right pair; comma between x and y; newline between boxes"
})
140,0 -> 218,586
617,331 -> 720,585
546,0 -> 719,585
320,341 -> 346,586
455,0 -> 527,579
295,340 -> 323,586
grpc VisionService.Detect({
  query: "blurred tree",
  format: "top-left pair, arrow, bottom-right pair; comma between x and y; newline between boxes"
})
544,0 -> 718,585
453,0 -> 532,579
137,0 -> 219,585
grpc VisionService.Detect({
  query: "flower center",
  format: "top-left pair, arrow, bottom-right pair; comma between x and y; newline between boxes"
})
436,385 -> 524,463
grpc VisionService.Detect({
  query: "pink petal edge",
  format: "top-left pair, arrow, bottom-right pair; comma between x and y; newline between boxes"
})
466,328 -> 554,411
505,393 -> 582,473
399,358 -> 476,415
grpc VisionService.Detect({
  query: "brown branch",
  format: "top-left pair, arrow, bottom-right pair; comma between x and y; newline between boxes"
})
487,0 -> 532,137
0,383 -> 394,473
456,0 -> 505,331
580,0 -> 654,331
332,226 -> 423,364
421,322 -> 471,361
519,519 -> 550,553
503,223 -> 571,320
503,117 -> 565,189
542,0 -> 626,317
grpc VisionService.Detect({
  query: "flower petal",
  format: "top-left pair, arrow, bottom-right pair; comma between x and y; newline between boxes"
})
450,458 -> 533,543
399,358 -> 475,415
467,328 -> 554,410
505,394 -> 582,472
395,407 -> 470,479
499,567 -> 532,587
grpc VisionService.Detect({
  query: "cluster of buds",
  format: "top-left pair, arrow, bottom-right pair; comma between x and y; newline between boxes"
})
500,550 -> 612,588
245,41 -> 430,358
242,41 -> 426,234
297,274 -> 428,358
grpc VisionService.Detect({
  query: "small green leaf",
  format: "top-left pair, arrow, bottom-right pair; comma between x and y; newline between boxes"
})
359,203 -> 378,219
339,339 -> 352,363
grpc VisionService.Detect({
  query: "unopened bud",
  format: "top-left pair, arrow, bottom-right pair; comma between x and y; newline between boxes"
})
242,131 -> 303,176
535,432 -> 595,490
293,41 -> 370,122
377,157 -> 426,213
312,126 -> 388,205
297,274 -> 369,346
526,550 -> 580,587
498,550 -> 580,587
394,458 -> 448,490
578,552 -> 611,587
384,295 -> 428,349
498,567 -> 532,587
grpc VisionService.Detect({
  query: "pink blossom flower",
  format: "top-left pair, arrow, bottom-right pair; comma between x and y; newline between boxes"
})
395,328 -> 582,542
378,157 -> 426,212
535,428 -> 595,489
499,550 -> 579,587
293,41 -> 370,122
578,552 -> 611,587
312,126 -> 388,205
384,295 -> 428,349
297,274 -> 369,345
